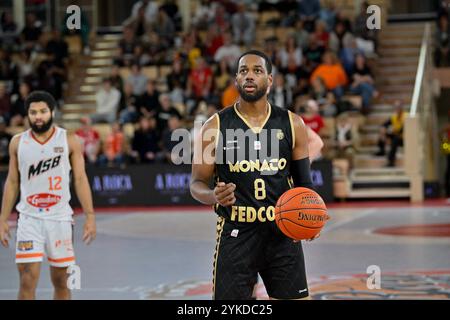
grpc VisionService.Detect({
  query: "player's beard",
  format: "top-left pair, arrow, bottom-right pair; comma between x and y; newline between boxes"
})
237,82 -> 268,103
29,115 -> 53,134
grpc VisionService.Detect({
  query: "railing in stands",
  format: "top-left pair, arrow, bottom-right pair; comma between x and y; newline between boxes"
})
405,22 -> 439,202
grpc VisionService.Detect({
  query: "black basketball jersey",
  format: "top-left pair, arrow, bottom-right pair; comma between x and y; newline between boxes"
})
214,103 -> 296,225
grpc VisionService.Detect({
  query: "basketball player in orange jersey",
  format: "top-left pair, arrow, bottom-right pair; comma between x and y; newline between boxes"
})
0,91 -> 96,300
191,50 -> 320,300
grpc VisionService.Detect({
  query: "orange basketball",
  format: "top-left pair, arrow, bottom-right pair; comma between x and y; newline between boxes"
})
275,187 -> 329,240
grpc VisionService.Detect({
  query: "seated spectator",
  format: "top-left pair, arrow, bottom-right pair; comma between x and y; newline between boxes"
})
152,8 -> 176,47
97,122 -> 128,167
119,82 -> 140,124
161,114 -> 183,164
334,112 -> 358,167
37,52 -> 66,101
146,31 -> 169,65
92,78 -> 121,124
169,79 -> 185,105
156,93 -> 182,133
186,57 -> 213,108
133,44 -> 152,66
309,76 -> 336,116
139,80 -> 160,118
131,116 -> 161,163
166,59 -> 189,91
192,0 -> 216,30
115,26 -> 140,66
291,19 -> 310,51
61,9 -> 91,54
211,3 -> 231,33
353,1 -> 378,54
214,32 -> 242,70
20,13 -> 42,50
75,117 -> 101,165
329,21 -> 355,55
203,25 -> 224,61
16,50 -> 34,83
303,34 -> 325,75
277,36 -> 303,82
1,11 -> 17,34
110,64 -> 124,94
10,82 -> 30,126
46,30 -> 69,66
300,99 -> 324,135
221,79 -> 239,108
126,63 -> 148,96
269,73 -> 292,109
310,51 -> 348,100
123,4 -> 152,38
0,116 -> 12,165
339,39 -> 364,75
214,58 -> 232,94
231,3 -> 255,46
0,48 -> 19,91
374,100 -> 406,167
435,14 -> 450,67
0,82 -> 11,124
298,0 -> 321,32
349,53 -> 378,113
160,0 -> 182,31
319,0 -> 337,32
313,20 -> 330,49
130,0 -> 159,25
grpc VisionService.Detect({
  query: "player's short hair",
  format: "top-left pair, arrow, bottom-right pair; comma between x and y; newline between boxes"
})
25,91 -> 57,113
236,50 -> 273,74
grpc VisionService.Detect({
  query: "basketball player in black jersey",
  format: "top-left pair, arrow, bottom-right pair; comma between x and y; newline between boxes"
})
190,50 -> 320,300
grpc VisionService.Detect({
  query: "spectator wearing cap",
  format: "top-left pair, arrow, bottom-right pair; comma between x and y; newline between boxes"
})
300,99 -> 324,135
92,78 -> 121,124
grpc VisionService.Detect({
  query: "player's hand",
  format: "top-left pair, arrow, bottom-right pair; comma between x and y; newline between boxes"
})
0,219 -> 11,248
214,182 -> 236,207
82,214 -> 96,245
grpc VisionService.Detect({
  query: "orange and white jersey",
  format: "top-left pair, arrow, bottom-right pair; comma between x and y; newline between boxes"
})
16,126 -> 73,221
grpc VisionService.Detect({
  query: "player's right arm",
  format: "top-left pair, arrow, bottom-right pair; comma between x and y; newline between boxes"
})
190,114 -> 236,207
0,135 -> 21,247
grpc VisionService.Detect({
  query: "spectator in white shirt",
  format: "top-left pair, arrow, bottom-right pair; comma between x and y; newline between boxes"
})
131,0 -> 158,23
214,32 -> 242,70
127,63 -> 148,96
92,78 -> 121,124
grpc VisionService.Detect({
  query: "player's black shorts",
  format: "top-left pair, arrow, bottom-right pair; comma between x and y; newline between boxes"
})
212,217 -> 309,300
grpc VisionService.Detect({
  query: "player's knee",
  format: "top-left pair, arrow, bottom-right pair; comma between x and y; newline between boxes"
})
18,270 -> 39,291
51,269 -> 69,290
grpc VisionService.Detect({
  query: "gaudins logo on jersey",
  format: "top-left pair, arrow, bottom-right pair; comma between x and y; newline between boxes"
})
27,193 -> 61,208
28,155 -> 62,180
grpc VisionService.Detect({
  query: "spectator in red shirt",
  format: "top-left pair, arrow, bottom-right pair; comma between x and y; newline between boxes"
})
301,99 -> 324,135
187,56 -> 213,101
75,117 -> 101,165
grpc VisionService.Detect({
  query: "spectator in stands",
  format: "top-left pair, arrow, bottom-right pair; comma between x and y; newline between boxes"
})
110,64 -> 124,95
214,58 -> 233,94
374,100 -> 406,167
186,57 -> 213,107
221,79 -> 239,108
16,50 -> 35,84
20,13 -> 42,50
349,53 -> 378,113
203,25 -> 224,60
269,73 -> 292,109
119,82 -> 140,124
126,63 -> 148,96
303,34 -> 325,75
160,0 -> 182,31
277,36 -> 303,81
301,99 -> 324,135
314,20 -> 330,49
0,82 -> 11,124
156,93 -> 181,134
0,116 -> 12,165
339,38 -> 364,75
131,0 -> 159,24
10,82 -> 30,127
115,26 -> 140,66
37,52 -> 66,101
291,19 -> 310,51
214,32 -> 242,70
75,117 -> 101,165
166,59 -> 188,91
0,48 -> 18,91
152,8 -> 176,47
139,80 -> 160,118
146,31 -> 169,65
441,112 -> 450,197
310,51 -> 348,100
123,4 -> 152,39
435,14 -> 450,67
169,79 -> 185,105
329,21 -> 355,55
161,114 -> 183,164
133,44 -> 152,66
92,78 -> 121,124
131,116 -> 161,163
1,12 -> 17,33
334,112 -> 358,167
98,122 -> 128,167
353,1 -> 378,54
231,3 -> 255,46
319,0 -> 337,32
310,76 -> 337,117
298,0 -> 321,32
46,30 -> 69,66
193,0 -> 216,30
211,3 -> 231,32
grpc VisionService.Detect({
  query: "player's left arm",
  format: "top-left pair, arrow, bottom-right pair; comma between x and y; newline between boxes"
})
289,111 -> 314,189
68,133 -> 96,245
306,126 -> 324,162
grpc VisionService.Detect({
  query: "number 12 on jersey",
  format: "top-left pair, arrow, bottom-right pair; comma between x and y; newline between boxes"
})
48,176 -> 62,191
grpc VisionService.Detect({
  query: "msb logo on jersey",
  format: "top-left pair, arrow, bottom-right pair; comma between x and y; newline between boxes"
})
28,155 -> 62,180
